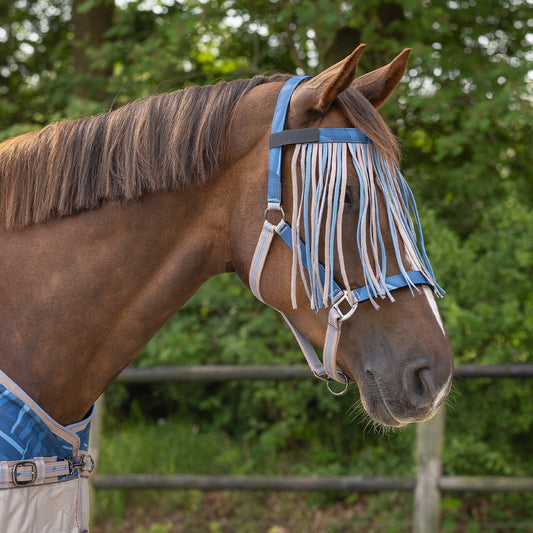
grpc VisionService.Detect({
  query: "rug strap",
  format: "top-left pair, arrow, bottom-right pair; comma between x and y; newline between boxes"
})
0,454 -> 94,489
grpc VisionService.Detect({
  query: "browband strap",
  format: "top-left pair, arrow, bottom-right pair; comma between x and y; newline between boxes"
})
269,127 -> 371,148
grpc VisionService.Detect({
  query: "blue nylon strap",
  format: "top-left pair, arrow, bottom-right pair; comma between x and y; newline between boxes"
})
276,221 -> 334,297
268,76 -> 310,204
276,221 -> 431,305
351,271 -> 430,302
270,77 -> 311,135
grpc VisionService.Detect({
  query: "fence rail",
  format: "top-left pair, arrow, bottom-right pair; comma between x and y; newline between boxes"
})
92,473 -> 533,493
115,363 -> 533,383
93,473 -> 415,492
90,363 -> 533,533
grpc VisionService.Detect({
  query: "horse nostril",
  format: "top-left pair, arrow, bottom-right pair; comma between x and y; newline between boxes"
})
415,368 -> 431,398
403,361 -> 435,410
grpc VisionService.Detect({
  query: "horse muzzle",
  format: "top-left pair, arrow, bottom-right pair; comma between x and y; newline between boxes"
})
357,356 -> 454,427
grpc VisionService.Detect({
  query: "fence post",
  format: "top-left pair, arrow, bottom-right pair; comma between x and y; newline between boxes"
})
413,406 -> 445,533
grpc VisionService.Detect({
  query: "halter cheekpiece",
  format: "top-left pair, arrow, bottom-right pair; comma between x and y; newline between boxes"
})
249,76 -> 443,395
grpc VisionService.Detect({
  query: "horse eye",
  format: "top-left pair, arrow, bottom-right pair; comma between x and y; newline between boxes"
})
344,189 -> 352,206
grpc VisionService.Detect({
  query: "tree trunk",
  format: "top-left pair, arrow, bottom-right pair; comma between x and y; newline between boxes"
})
319,2 -> 405,71
71,0 -> 114,99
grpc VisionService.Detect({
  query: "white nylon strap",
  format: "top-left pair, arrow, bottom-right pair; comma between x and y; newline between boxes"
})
324,308 -> 343,378
249,218 -> 327,376
279,312 -> 325,378
281,310 -> 349,392
249,219 -> 278,303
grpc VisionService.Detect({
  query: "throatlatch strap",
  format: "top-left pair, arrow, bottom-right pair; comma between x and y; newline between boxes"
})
249,220 -> 279,303
279,312 -> 325,377
248,220 -> 329,380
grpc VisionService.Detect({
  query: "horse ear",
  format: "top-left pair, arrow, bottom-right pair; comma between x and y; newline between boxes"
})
292,44 -> 366,114
352,48 -> 411,108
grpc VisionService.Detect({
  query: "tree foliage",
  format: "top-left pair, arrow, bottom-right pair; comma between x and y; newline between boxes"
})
1,0 -> 532,476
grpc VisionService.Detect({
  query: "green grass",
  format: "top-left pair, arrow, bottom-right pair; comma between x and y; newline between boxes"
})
94,487 -> 415,533
99,418 -> 235,475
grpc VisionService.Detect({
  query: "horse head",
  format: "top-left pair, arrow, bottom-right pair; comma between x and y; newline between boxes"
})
228,45 -> 453,427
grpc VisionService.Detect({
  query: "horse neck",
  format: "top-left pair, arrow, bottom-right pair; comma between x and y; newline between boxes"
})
0,184 -> 232,425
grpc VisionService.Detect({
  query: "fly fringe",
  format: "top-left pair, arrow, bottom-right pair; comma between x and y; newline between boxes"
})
289,141 -> 442,311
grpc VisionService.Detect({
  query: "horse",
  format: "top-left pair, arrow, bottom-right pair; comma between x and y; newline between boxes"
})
0,44 -> 453,532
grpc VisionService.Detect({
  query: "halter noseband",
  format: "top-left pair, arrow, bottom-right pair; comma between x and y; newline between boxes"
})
249,76 -> 442,395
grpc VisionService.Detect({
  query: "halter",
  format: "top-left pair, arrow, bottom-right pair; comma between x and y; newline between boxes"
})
249,76 -> 442,395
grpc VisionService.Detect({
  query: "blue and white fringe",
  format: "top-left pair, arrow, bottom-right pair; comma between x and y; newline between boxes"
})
289,141 -> 443,311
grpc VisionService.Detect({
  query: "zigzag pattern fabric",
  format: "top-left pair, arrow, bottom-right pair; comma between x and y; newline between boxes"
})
0,370 -> 91,473
288,139 -> 443,311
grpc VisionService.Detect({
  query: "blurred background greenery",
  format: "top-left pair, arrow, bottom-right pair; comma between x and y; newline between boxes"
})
1,0 -> 532,530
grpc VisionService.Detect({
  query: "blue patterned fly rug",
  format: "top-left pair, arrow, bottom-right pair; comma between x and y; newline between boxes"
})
0,369 -> 93,532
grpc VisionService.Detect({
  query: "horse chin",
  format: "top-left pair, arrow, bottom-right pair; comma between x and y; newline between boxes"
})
357,381 -> 409,428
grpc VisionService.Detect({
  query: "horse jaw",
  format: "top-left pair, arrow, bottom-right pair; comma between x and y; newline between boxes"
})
338,289 -> 453,428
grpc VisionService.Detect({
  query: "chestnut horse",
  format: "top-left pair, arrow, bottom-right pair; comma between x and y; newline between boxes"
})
0,45 -> 452,531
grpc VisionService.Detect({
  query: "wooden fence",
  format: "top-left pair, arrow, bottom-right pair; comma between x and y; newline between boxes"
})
89,363 -> 533,532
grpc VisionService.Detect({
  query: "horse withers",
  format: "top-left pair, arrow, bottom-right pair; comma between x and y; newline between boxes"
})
0,45 -> 452,531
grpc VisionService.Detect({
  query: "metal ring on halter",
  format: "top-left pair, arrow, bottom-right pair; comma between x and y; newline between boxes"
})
332,291 -> 358,322
327,371 -> 350,396
264,205 -> 286,224
312,368 -> 350,396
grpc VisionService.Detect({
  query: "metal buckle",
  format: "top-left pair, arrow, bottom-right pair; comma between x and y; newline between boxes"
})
332,291 -> 358,322
312,368 -> 330,382
68,454 -> 95,477
12,461 -> 37,486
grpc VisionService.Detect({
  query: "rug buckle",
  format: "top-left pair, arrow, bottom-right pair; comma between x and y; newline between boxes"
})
12,460 -> 37,486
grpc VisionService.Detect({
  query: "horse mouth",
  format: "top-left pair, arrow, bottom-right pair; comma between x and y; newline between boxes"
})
359,371 -> 407,427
